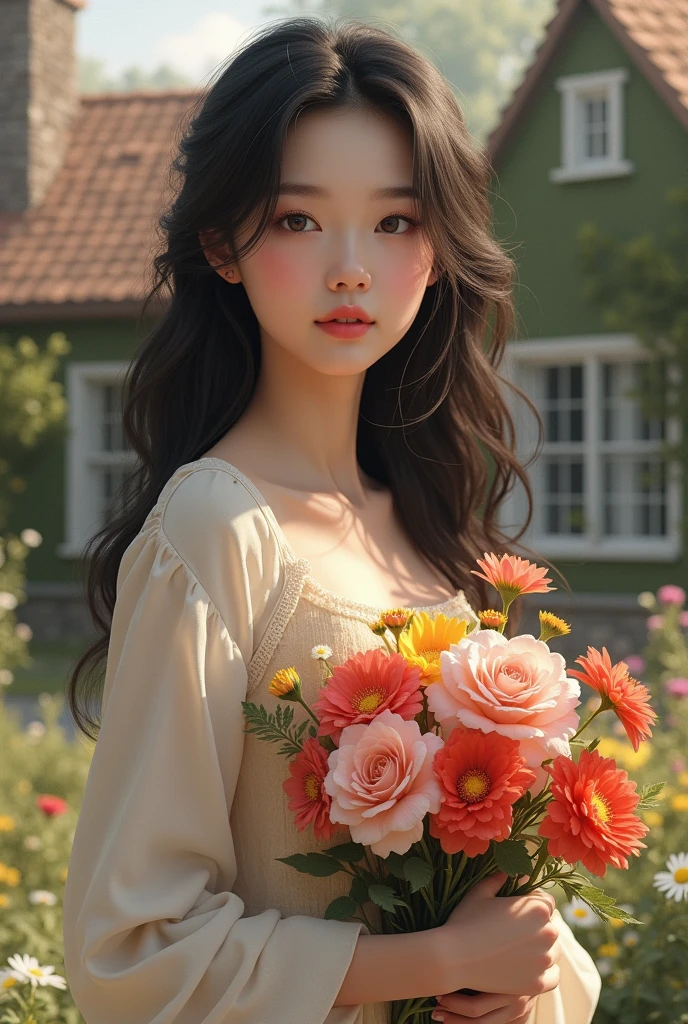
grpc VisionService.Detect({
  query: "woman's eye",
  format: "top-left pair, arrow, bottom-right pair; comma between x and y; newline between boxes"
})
275,212 -> 418,233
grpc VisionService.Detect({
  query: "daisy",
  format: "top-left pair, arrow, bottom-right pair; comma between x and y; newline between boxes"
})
653,852 -> 688,902
313,648 -> 423,744
6,953 -> 66,989
398,611 -> 470,684
538,749 -> 648,877
471,553 -> 554,607
569,646 -> 657,751
562,896 -> 600,929
429,726 -> 536,856
282,738 -> 338,841
28,890 -> 57,906
311,644 -> 333,661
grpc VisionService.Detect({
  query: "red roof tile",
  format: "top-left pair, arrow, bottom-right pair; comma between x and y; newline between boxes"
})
488,0 -> 688,166
0,89 -> 203,320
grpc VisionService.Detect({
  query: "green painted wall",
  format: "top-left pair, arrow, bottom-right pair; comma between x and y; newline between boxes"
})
4,319 -> 138,584
490,1 -> 688,594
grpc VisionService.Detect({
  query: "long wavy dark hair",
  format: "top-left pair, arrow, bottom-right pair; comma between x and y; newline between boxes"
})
67,15 -> 540,742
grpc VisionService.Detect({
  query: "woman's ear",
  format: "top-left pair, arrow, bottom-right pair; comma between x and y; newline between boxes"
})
198,229 -> 242,284
427,265 -> 438,287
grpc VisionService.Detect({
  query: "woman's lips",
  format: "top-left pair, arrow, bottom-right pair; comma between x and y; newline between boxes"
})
315,320 -> 373,339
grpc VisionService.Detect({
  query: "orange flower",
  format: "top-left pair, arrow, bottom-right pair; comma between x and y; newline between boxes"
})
429,727 -> 536,857
478,609 -> 508,631
313,649 -> 423,744
569,647 -> 657,751
471,553 -> 554,604
538,749 -> 648,877
282,738 -> 338,840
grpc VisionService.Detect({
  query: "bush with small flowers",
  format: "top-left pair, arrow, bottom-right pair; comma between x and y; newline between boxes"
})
563,585 -> 688,1024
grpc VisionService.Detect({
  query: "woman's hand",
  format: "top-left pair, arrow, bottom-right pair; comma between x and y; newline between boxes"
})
430,991 -> 537,1023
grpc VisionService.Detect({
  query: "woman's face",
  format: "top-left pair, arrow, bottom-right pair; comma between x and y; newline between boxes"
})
201,104 -> 437,378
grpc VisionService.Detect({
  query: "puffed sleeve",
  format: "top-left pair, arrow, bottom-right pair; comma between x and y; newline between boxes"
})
529,911 -> 601,1024
62,464 -> 366,1024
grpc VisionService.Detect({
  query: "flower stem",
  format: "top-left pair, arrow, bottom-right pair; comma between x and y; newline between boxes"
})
571,701 -> 608,742
296,695 -> 320,727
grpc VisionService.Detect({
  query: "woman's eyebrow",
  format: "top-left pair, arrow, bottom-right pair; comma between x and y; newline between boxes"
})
277,182 -> 418,199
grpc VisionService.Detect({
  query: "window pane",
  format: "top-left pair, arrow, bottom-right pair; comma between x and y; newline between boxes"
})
583,95 -> 608,159
539,365 -> 585,443
542,456 -> 585,535
603,456 -> 667,537
603,362 -> 666,442
101,384 -> 130,453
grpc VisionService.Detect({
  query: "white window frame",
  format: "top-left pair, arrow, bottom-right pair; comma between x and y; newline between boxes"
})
502,334 -> 682,561
57,361 -> 138,559
550,69 -> 634,183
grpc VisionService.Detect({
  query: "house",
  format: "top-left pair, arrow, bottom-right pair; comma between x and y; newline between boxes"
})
486,0 -> 688,658
1,0 -> 685,657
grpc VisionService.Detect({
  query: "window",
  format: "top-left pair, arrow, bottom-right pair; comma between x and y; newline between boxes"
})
502,336 -> 681,560
57,362 -> 138,559
550,69 -> 634,183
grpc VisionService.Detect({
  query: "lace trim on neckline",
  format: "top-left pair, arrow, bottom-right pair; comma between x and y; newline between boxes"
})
299,573 -> 470,622
246,557 -> 311,696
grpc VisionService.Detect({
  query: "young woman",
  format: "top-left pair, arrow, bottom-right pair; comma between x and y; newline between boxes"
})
62,17 -> 601,1024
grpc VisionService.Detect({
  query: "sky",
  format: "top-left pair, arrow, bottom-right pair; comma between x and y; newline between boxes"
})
76,0 -> 293,86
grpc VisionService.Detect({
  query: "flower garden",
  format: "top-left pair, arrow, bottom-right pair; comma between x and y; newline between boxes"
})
1,582 -> 687,1023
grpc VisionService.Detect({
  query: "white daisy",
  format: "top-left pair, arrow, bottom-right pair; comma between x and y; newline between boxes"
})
653,851 -> 688,902
311,644 -> 333,661
562,897 -> 601,928
623,930 -> 639,947
28,890 -> 57,906
6,954 -> 66,990
596,958 -> 613,978
0,968 -> 21,991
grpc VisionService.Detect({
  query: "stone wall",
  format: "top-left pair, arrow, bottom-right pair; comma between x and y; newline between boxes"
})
0,0 -> 79,212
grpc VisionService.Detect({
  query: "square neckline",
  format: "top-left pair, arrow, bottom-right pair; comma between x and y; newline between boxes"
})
189,456 -> 470,618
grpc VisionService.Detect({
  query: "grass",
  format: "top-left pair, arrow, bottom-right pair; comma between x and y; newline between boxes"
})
6,638 -> 92,698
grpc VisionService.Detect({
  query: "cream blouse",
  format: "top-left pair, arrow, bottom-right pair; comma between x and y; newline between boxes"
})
62,457 -> 601,1024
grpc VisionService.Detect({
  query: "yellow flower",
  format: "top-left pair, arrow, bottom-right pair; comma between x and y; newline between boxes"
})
398,612 -> 470,685
478,609 -> 508,630
0,815 -> 16,832
380,608 -> 414,630
670,793 -> 688,812
3,866 -> 21,887
608,917 -> 624,929
0,894 -> 10,909
642,810 -> 664,828
677,771 -> 688,788
596,736 -> 651,770
597,943 -> 619,958
538,610 -> 571,642
268,667 -> 301,699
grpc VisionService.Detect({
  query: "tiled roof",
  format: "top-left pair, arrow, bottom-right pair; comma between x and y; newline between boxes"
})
0,89 -> 203,320
488,0 -> 688,165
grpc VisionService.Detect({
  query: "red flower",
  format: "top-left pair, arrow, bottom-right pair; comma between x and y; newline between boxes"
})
429,727 -> 536,857
36,794 -> 68,817
283,738 -> 338,841
538,749 -> 648,877
313,649 -> 423,744
569,646 -> 657,751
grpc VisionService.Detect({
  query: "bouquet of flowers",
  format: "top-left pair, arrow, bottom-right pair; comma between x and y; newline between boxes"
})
242,554 -> 663,1024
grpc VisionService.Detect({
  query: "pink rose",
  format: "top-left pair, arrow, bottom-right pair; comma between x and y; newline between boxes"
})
323,710 -> 444,857
426,630 -> 581,769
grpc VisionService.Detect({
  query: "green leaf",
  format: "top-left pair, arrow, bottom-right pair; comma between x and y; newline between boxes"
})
585,735 -> 601,753
368,884 -> 409,913
493,839 -> 534,878
242,701 -> 309,757
275,852 -> 343,876
638,781 -> 666,808
324,841 -> 366,862
575,885 -> 642,925
382,851 -> 408,880
403,856 -> 433,893
349,875 -> 371,906
308,724 -> 318,737
324,895 -> 359,920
